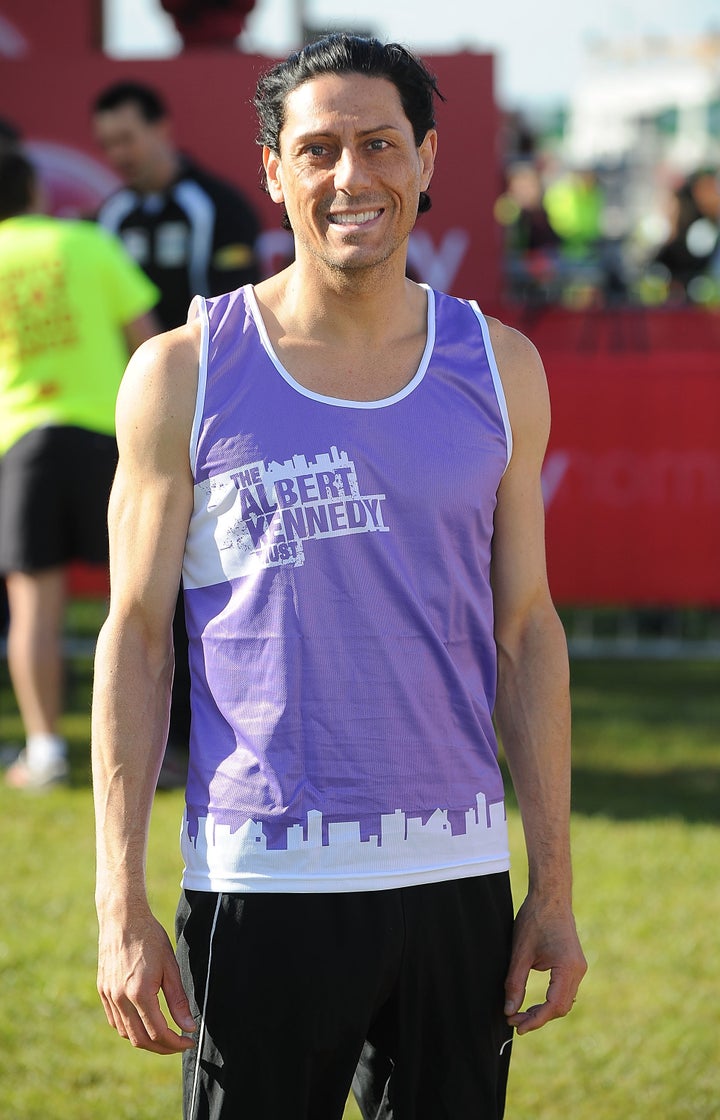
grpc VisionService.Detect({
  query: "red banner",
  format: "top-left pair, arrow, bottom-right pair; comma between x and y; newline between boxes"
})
528,312 -> 720,605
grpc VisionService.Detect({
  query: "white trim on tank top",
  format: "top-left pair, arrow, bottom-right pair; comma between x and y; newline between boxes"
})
245,282 -> 436,409
469,301 -> 514,472
187,294 -> 210,476
187,287 -> 512,473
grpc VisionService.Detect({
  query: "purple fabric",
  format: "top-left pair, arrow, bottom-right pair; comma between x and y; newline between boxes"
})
183,287 -> 509,856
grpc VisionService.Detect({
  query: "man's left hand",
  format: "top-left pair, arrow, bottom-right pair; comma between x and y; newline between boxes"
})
504,892 -> 587,1035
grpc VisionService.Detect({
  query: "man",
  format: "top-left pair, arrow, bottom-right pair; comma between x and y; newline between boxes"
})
92,35 -> 586,1120
0,150 -> 158,789
92,80 -> 262,785
0,117 -> 22,639
92,80 -> 261,333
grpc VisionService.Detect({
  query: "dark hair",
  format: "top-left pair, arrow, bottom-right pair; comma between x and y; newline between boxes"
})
254,34 -> 443,218
0,149 -> 36,221
0,116 -> 22,149
92,80 -> 167,123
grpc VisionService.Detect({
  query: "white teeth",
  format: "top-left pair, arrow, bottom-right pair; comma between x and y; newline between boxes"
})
330,210 -> 381,225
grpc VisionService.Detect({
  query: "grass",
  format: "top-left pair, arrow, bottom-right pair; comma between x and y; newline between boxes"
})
1,622 -> 718,1118
501,659 -> 720,1120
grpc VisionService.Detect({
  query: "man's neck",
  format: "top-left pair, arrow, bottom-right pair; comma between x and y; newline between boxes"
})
277,256 -> 419,343
138,151 -> 183,195
254,258 -> 429,402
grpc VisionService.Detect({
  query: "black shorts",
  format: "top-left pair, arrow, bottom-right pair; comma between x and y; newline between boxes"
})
176,874 -> 514,1120
0,426 -> 117,574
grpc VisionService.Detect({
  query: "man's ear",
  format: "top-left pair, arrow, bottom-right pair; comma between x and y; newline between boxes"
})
419,129 -> 437,193
263,146 -> 284,204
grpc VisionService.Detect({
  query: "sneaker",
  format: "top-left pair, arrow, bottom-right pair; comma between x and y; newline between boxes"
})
5,749 -> 69,790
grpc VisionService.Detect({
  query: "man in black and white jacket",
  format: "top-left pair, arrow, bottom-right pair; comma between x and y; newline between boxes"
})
93,80 -> 260,333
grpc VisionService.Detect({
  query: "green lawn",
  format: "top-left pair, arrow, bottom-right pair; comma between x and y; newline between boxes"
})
0,649 -> 718,1118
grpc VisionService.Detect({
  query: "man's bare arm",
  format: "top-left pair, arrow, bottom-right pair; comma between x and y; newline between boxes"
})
122,309 -> 161,354
92,323 -> 199,1054
489,321 -> 587,1035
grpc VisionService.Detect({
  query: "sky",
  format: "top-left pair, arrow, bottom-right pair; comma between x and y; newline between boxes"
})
105,0 -> 720,108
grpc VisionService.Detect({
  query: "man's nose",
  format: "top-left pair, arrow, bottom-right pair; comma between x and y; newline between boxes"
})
333,147 -> 371,192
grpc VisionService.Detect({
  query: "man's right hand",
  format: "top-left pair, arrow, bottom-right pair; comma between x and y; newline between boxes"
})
97,905 -> 197,1054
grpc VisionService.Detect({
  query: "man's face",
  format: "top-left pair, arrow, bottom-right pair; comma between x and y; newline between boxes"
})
263,73 -> 436,275
93,103 -> 170,192
692,173 -> 720,221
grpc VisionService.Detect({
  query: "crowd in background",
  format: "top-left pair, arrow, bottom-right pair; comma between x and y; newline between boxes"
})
496,114 -> 720,309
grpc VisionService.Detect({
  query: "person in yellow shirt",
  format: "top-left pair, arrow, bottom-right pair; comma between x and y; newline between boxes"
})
543,168 -> 604,260
0,149 -> 159,788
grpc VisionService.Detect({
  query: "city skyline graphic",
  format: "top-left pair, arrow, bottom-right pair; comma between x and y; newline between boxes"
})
183,791 -> 509,886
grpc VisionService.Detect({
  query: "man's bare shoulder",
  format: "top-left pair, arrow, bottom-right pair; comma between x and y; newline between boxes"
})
125,320 -> 201,381
116,321 -> 201,462
118,322 -> 200,414
485,317 -> 545,381
484,316 -> 550,448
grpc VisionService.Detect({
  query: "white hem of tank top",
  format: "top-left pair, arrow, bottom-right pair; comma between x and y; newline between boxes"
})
243,282 -> 436,409
180,854 -> 512,894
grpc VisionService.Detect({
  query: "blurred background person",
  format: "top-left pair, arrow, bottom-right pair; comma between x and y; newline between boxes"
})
495,161 -> 561,303
544,167 -> 605,261
652,167 -> 720,302
0,117 -> 23,640
543,165 -> 628,306
92,80 -> 262,787
543,166 -> 606,305
92,80 -> 261,333
0,150 -> 159,789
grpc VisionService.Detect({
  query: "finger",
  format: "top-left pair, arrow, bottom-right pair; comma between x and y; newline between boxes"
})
504,990 -> 526,1020
112,986 -> 195,1055
508,971 -> 580,1035
163,961 -> 198,1035
99,989 -> 124,1035
125,1005 -> 192,1054
504,959 -> 530,1019
544,970 -> 578,1018
133,997 -> 196,1055
508,1000 -> 555,1035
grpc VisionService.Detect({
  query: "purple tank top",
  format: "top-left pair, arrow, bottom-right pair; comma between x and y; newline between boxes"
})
180,284 -> 512,892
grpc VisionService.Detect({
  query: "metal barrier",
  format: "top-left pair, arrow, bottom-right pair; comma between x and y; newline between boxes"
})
561,608 -> 720,659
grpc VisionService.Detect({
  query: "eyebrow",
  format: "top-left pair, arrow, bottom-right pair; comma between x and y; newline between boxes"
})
292,124 -> 404,146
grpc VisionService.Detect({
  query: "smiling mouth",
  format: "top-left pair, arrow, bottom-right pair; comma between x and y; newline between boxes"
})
327,209 -> 383,226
